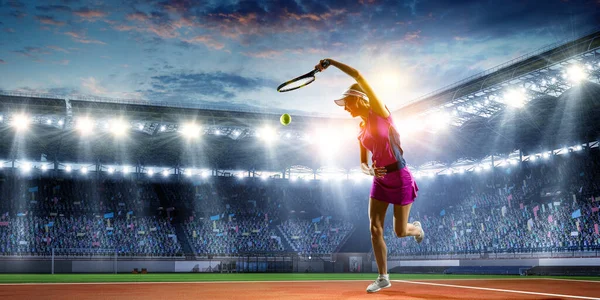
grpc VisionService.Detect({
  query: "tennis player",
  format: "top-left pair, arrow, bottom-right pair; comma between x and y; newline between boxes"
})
315,58 -> 424,293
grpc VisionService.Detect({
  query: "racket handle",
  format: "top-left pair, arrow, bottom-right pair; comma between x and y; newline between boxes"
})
320,59 -> 330,68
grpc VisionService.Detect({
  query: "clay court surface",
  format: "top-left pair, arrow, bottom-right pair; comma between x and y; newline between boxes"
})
1,278 -> 599,300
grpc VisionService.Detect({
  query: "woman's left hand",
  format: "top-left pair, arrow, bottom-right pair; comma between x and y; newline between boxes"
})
315,59 -> 331,72
371,160 -> 387,178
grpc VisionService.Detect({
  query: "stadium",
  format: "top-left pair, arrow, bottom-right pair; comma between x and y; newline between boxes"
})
1,2 -> 600,299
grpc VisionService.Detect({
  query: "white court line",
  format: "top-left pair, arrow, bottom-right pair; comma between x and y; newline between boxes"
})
542,278 -> 600,284
393,280 -> 600,300
0,279 -> 373,286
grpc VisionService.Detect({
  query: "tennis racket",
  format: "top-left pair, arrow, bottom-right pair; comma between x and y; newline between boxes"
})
277,60 -> 330,92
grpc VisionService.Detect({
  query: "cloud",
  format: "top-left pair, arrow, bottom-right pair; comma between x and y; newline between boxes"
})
0,59 -> 5,64
36,5 -> 72,13
126,11 -> 150,22
35,15 -> 66,26
143,71 -> 278,101
182,35 -> 225,50
7,0 -> 25,9
81,77 -> 106,94
64,31 -> 106,45
241,50 -> 285,58
9,11 -> 26,18
73,8 -> 108,20
46,45 -> 69,53
12,46 -> 51,60
4,28 -> 15,33
404,30 -> 421,41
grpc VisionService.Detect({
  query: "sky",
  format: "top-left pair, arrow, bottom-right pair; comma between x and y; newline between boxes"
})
0,0 -> 598,118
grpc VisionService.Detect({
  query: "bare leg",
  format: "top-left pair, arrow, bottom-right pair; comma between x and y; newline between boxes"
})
393,203 -> 421,237
369,197 -> 389,275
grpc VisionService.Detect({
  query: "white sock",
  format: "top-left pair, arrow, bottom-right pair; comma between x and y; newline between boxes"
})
378,274 -> 389,280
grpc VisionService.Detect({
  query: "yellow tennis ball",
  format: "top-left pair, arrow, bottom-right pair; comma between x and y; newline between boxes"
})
280,113 -> 291,126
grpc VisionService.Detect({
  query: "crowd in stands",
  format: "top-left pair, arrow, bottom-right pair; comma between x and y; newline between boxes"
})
0,214 -> 182,257
279,218 -> 354,255
385,149 -> 600,256
184,213 -> 284,254
0,148 -> 598,258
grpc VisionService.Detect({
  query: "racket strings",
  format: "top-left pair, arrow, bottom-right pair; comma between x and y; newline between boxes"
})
278,76 -> 315,92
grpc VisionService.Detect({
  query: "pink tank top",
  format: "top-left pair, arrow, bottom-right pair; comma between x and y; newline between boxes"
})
358,108 -> 406,168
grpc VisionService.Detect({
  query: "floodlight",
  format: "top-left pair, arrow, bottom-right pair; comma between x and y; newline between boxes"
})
108,167 -> 114,174
22,162 -> 31,172
41,164 -> 48,171
181,123 -> 201,138
201,171 -> 209,178
81,167 -> 88,174
11,114 -> 30,130
261,174 -> 269,180
110,119 -> 129,137
160,125 -> 166,132
475,166 -> 482,173
58,120 -> 64,126
65,165 -> 72,172
46,119 -> 52,125
215,130 -> 221,135
138,124 -> 144,130
123,166 -> 130,174
504,89 -> 525,108
185,170 -> 192,177
162,170 -> 169,177
510,160 -> 518,165
575,145 -> 582,151
148,169 -> 154,176
530,155 -> 537,162
76,117 -> 94,135
258,126 -> 276,143
567,65 -> 586,84
542,152 -> 550,159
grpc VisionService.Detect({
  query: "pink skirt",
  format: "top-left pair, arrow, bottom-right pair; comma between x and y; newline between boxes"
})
370,167 -> 419,206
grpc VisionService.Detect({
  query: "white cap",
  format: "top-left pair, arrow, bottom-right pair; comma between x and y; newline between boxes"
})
334,89 -> 369,106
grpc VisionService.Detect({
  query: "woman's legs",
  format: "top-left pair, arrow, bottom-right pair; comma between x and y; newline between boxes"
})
369,197 -> 389,275
393,203 -> 422,238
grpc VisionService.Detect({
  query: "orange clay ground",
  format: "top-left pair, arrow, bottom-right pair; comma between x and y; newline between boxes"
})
0,279 -> 599,300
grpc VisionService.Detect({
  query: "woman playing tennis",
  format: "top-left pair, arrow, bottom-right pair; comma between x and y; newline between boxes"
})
315,58 -> 424,293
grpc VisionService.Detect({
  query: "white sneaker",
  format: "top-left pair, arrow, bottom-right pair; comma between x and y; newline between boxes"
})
413,221 -> 424,244
366,277 -> 391,293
